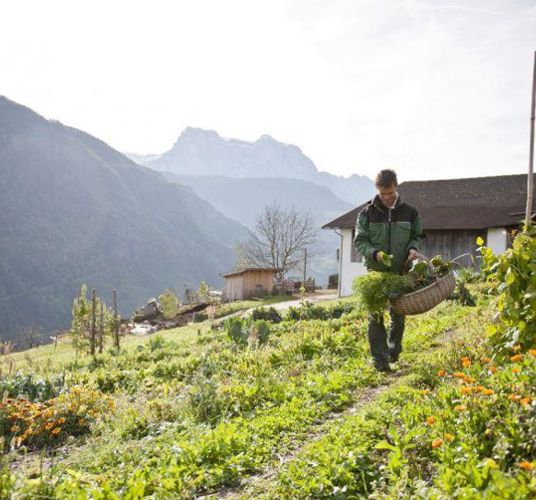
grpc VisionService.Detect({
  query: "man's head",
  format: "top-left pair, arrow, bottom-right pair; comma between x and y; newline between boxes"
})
375,169 -> 398,208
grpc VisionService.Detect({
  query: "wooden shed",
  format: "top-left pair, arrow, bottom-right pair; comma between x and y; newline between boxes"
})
221,267 -> 281,301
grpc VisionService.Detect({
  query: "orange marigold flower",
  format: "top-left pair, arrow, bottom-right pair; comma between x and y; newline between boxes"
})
454,404 -> 467,412
481,389 -> 494,396
45,422 -> 54,430
510,354 -> 523,362
520,397 -> 532,406
57,417 -> 66,425
489,366 -> 498,374
453,372 -> 466,379
519,461 -> 534,471
427,416 -> 437,425
444,433 -> 454,442
508,394 -> 521,401
51,428 -> 61,435
464,376 -> 475,384
528,349 -> 536,357
460,386 -> 474,395
437,370 -> 446,377
432,438 -> 444,449
461,357 -> 471,368
481,357 -> 492,364
512,367 -> 521,374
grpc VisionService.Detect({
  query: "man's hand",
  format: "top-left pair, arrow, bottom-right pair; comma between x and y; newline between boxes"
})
407,249 -> 418,261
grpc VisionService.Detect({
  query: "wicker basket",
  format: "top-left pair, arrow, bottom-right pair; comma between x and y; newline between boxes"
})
390,271 -> 456,316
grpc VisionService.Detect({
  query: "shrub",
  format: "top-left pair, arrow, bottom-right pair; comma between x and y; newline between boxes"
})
479,229 -> 536,349
251,307 -> 282,323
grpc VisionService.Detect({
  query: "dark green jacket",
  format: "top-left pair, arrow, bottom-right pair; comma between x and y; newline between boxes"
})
354,195 -> 423,274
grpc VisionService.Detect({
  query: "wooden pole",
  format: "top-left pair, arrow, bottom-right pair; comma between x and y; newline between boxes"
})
113,289 -> 120,350
90,289 -> 96,356
525,51 -> 536,230
99,302 -> 104,353
302,248 -> 307,287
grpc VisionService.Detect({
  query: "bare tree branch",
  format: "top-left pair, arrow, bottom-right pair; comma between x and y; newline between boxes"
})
235,205 -> 317,279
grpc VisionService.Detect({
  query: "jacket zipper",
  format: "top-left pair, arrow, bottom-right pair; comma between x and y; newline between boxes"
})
387,208 -> 392,254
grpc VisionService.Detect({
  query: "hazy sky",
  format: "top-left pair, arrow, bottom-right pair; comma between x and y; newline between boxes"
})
2,0 -> 535,181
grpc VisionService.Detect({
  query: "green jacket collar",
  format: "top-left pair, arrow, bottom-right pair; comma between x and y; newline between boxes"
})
372,193 -> 403,213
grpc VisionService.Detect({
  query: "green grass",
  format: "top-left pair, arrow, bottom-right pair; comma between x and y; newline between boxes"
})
2,289 -> 535,499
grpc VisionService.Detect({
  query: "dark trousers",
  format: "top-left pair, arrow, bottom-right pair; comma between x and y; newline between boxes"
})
368,308 -> 405,363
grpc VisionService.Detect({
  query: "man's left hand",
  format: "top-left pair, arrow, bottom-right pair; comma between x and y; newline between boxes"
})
408,249 -> 418,261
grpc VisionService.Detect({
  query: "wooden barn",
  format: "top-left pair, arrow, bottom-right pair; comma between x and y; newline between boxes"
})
222,267 -> 281,301
323,174 -> 535,297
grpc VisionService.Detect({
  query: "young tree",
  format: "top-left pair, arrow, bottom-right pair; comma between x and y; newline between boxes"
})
158,289 -> 181,319
236,205 -> 317,280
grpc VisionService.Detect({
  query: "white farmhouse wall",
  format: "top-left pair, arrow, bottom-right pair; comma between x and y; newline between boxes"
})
340,228 -> 367,297
486,228 -> 508,255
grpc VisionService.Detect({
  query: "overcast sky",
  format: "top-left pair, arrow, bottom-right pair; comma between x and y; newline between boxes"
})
1,0 -> 535,181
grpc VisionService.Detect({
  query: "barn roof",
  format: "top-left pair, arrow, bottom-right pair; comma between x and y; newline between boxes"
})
221,267 -> 281,278
322,174 -> 535,230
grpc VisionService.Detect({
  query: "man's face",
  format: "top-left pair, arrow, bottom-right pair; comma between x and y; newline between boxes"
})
377,184 -> 397,207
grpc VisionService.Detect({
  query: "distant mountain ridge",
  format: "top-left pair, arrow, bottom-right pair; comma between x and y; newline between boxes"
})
0,97 -> 248,344
132,128 -> 374,205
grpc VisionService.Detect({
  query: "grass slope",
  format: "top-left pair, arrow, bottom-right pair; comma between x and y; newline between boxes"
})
1,289 -> 535,498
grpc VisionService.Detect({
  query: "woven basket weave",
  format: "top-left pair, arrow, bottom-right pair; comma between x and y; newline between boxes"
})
390,271 -> 456,316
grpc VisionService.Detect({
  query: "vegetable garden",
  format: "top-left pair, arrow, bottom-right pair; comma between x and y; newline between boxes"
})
0,231 -> 535,498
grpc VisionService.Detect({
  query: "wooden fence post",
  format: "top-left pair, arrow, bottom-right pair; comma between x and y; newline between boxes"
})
113,289 -> 120,351
99,302 -> 104,354
90,289 -> 96,356
526,51 -> 536,230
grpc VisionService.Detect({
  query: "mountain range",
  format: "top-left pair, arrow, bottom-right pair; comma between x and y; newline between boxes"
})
0,97 -> 248,344
129,127 -> 374,206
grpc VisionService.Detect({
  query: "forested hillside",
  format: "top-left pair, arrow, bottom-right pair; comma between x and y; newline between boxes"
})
0,97 -> 248,344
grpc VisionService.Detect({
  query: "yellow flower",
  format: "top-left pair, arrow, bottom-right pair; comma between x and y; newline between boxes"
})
528,349 -> 536,357
444,433 -> 454,442
432,438 -> 444,449
512,345 -> 521,352
45,422 -> 54,430
426,416 -> 437,425
454,404 -> 467,412
421,389 -> 431,395
519,461 -> 534,471
51,428 -> 61,435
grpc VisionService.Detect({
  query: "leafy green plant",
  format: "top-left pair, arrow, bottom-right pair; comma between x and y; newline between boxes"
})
251,306 -> 282,323
478,228 -> 536,349
352,272 -> 410,317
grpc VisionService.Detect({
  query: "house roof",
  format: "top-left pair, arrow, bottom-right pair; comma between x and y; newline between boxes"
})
322,174 -> 535,230
221,267 -> 281,278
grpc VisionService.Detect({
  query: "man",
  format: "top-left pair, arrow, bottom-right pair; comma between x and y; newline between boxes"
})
354,169 -> 423,372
